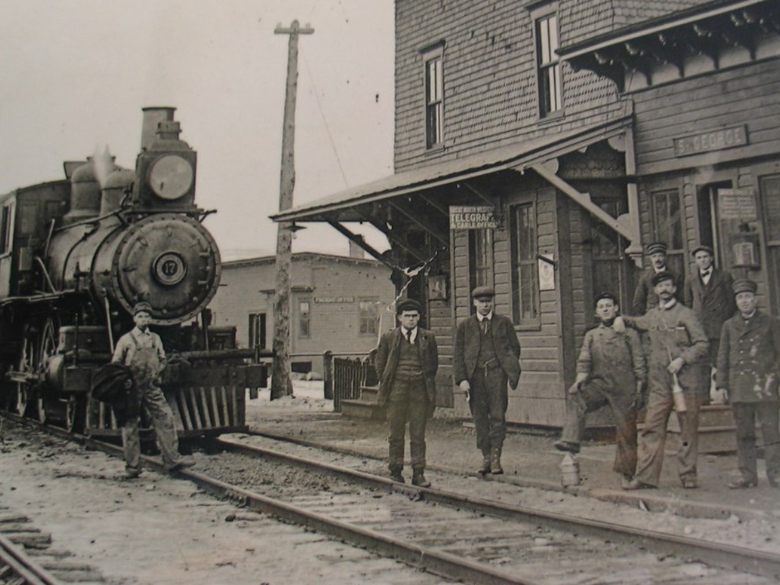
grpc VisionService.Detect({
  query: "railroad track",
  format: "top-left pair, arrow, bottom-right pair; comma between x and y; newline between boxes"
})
4,411 -> 779,585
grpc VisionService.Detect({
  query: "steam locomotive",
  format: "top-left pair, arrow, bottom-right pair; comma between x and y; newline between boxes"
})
0,107 -> 268,437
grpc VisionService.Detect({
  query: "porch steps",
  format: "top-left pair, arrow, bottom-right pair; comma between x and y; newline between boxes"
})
340,385 -> 386,419
665,404 -> 736,454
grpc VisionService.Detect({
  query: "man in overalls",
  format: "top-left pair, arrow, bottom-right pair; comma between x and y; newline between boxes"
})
112,302 -> 192,478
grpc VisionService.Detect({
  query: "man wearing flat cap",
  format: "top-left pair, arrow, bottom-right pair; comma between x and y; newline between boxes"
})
454,286 -> 521,474
717,279 -> 780,489
632,242 -> 685,316
616,271 -> 709,490
112,302 -> 192,478
684,245 -> 736,396
555,292 -> 646,488
375,298 -> 439,486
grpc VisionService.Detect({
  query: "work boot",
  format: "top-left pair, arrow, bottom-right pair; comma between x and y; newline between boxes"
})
389,467 -> 405,483
479,450 -> 491,475
490,447 -> 503,474
125,467 -> 142,479
412,469 -> 431,488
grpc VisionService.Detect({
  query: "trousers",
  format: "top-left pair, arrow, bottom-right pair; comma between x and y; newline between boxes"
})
634,386 -> 702,486
560,378 -> 637,476
732,402 -> 780,484
121,383 -> 181,471
469,364 -> 508,452
386,375 -> 428,471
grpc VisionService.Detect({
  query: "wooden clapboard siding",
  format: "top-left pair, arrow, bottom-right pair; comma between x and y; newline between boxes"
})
633,59 -> 780,175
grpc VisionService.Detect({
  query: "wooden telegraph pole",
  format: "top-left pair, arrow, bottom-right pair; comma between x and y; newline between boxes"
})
271,20 -> 314,400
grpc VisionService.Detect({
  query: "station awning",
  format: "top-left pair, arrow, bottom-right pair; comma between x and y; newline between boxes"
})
271,116 -> 632,223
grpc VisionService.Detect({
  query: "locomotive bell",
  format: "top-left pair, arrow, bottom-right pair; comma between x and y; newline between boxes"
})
100,168 -> 135,215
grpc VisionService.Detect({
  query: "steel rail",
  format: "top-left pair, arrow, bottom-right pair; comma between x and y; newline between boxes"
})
216,435 -> 780,581
0,412 -> 540,585
0,533 -> 64,585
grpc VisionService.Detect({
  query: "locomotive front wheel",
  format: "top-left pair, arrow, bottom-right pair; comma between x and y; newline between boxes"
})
64,395 -> 86,434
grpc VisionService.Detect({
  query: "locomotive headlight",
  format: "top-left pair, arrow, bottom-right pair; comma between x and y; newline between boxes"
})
148,154 -> 194,200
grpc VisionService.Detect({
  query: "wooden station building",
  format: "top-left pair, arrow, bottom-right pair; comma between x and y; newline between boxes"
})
274,0 -> 780,427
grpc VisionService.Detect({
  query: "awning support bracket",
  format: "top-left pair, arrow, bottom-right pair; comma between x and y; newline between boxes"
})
527,162 -> 641,254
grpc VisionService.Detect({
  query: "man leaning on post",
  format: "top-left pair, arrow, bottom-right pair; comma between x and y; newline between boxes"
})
375,298 -> 439,487
454,286 -> 521,475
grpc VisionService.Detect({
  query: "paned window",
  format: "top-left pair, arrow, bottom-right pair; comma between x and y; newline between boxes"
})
469,229 -> 494,291
0,203 -> 14,255
424,46 -> 444,149
298,300 -> 311,339
650,189 -> 685,277
510,202 -> 540,325
359,299 -> 379,336
535,13 -> 562,117
248,312 -> 267,349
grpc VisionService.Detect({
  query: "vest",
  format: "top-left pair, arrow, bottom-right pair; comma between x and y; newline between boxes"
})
477,320 -> 498,367
396,334 -> 423,379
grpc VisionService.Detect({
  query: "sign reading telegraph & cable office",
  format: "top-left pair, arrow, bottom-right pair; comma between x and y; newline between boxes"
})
449,205 -> 498,229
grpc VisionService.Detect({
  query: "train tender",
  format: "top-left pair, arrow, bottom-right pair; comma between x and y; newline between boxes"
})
0,107 -> 268,437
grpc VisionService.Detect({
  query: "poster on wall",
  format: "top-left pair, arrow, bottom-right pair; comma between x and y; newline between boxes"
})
538,254 -> 556,291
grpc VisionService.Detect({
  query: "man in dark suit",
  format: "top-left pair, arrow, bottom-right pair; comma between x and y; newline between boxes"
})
717,279 -> 780,489
632,242 -> 684,315
684,245 -> 736,385
453,286 -> 521,474
375,299 -> 439,486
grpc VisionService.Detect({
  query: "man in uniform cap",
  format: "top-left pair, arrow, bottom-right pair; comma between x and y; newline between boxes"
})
112,302 -> 192,478
616,271 -> 709,490
717,279 -> 780,489
375,298 -> 439,486
555,292 -> 647,488
684,244 -> 736,402
453,286 -> 521,474
632,242 -> 685,315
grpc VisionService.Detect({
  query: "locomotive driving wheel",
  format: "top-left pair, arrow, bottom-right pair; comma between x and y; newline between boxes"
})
36,318 -> 61,425
15,336 -> 36,417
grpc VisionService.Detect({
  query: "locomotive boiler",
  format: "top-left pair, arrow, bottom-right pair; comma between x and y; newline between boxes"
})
0,107 -> 268,437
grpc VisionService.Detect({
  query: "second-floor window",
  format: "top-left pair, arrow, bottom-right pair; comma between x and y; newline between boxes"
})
535,12 -> 562,118
359,299 -> 379,336
298,300 -> 311,339
424,46 -> 444,149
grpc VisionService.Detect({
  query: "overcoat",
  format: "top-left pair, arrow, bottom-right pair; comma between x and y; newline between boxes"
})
683,268 -> 736,341
632,268 -> 685,315
716,311 -> 780,402
453,314 -> 521,389
375,327 -> 438,412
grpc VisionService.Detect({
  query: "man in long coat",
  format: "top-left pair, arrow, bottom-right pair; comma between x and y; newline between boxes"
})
619,272 -> 709,490
632,242 -> 685,315
716,279 -> 780,489
453,286 -> 521,474
375,298 -> 439,486
684,245 -> 736,392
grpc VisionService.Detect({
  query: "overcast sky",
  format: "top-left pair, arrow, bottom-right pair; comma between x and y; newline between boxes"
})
0,0 -> 395,259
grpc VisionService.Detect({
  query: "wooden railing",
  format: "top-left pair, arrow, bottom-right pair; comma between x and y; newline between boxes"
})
330,352 -> 377,413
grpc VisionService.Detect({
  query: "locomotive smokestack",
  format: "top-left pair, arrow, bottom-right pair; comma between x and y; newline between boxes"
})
141,107 -> 176,151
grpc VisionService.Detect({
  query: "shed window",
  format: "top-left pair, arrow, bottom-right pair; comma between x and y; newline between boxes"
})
510,202 -> 540,325
535,12 -> 562,117
248,312 -> 267,349
423,46 -> 444,149
359,299 -> 379,336
298,300 -> 311,339
0,203 -> 14,255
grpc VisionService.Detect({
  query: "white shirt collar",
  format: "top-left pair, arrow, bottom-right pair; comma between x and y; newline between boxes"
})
658,298 -> 677,310
477,312 -> 493,322
402,327 -> 418,343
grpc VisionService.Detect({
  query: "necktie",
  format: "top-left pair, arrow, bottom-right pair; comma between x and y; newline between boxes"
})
405,329 -> 412,343
481,319 -> 489,335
